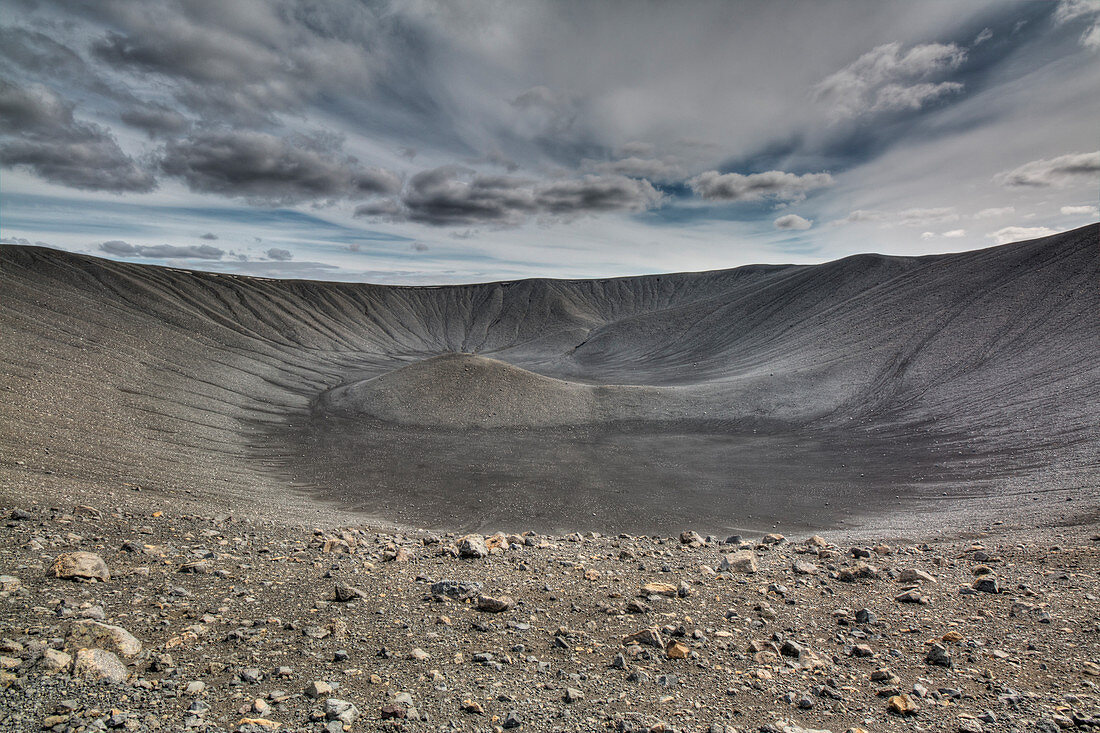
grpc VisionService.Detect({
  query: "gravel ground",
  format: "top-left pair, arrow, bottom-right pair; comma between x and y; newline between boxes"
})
1,501 -> 1097,733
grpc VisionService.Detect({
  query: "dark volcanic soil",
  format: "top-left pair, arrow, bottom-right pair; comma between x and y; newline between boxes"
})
275,418 -> 972,537
0,225 -> 1098,535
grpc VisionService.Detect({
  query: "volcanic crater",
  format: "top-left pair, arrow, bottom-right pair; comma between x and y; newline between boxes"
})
1,224 -> 1097,535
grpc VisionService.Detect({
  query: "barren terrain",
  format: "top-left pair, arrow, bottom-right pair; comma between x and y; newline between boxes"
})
0,226 -> 1098,731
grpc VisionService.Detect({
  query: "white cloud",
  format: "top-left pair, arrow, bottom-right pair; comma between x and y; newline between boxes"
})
1061,204 -> 1099,216
974,206 -> 1015,219
835,207 -> 958,227
994,151 -> 1100,187
1055,0 -> 1100,49
1056,0 -> 1100,23
868,81 -> 963,114
688,170 -> 833,202
920,228 -> 966,239
986,226 -> 1058,245
973,28 -> 993,45
1084,22 -> 1100,49
815,42 -> 967,119
774,214 -> 813,230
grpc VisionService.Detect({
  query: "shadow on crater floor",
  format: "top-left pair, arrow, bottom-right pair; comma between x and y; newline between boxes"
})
267,415 -> 1011,536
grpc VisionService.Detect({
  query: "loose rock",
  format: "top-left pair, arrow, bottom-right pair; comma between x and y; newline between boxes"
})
67,620 -> 142,657
719,550 -> 757,574
457,534 -> 489,559
622,627 -> 665,649
47,552 -> 110,581
476,593 -> 514,612
72,648 -> 127,683
887,693 -> 919,716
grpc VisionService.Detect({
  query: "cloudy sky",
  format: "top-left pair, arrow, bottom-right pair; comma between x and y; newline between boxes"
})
0,0 -> 1097,283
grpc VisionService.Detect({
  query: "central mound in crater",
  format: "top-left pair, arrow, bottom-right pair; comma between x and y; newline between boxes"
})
316,352 -> 658,428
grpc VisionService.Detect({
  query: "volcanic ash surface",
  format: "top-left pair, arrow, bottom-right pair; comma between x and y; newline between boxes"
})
316,352 -> 661,429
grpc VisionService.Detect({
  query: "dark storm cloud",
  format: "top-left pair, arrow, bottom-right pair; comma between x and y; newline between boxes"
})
0,27 -> 87,77
0,26 -> 135,105
86,0 -> 378,123
535,175 -> 662,215
0,1 -> 1004,212
160,130 -> 402,205
1,0 -> 1097,272
0,137 -> 154,192
374,167 -> 539,226
356,166 -> 661,227
120,106 -> 190,138
687,170 -> 834,202
0,79 -> 70,132
355,198 -> 406,219
0,80 -> 155,192
99,240 -> 224,259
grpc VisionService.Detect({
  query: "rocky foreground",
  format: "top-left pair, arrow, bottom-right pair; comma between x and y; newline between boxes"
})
0,505 -> 1097,733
